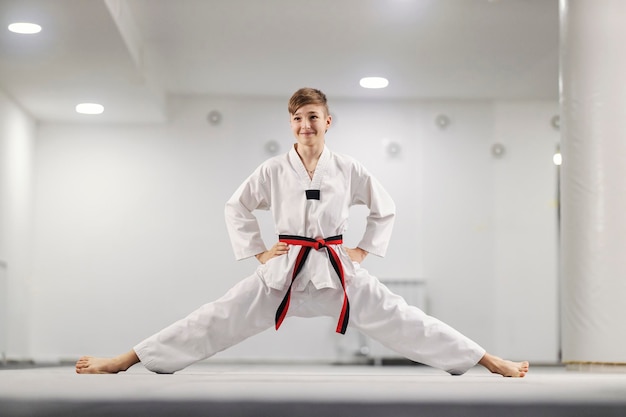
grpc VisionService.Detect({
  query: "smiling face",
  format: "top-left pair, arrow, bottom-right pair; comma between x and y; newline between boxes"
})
290,103 -> 332,147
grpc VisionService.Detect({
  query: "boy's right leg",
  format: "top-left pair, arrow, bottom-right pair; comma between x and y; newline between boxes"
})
76,350 -> 139,374
76,274 -> 281,374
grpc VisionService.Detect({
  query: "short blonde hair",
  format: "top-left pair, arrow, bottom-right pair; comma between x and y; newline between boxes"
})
288,88 -> 329,116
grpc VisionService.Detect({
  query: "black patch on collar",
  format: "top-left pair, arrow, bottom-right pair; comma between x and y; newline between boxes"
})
306,189 -> 320,200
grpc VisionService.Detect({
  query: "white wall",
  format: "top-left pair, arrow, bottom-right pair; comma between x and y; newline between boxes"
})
0,89 -> 36,360
492,102 -> 560,362
422,100 -> 560,364
24,95 -> 559,364
421,101 -> 498,351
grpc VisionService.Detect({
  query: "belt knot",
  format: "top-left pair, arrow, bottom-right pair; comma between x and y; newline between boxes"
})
275,234 -> 349,334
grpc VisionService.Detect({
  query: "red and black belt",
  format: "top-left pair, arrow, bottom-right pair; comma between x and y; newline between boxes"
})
275,234 -> 349,334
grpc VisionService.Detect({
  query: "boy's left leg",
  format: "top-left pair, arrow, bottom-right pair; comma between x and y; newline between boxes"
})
346,270 -> 527,376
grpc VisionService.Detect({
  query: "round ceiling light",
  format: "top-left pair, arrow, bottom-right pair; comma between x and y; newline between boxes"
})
8,22 -> 42,34
359,77 -> 389,89
76,103 -> 104,115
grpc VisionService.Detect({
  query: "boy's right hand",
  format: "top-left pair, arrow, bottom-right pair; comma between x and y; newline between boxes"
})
255,242 -> 290,264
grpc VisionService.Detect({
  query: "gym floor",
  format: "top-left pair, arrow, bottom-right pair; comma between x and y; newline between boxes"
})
1,362 -> 626,417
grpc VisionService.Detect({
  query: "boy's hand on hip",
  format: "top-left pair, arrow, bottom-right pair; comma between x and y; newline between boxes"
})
256,242 -> 290,264
345,247 -> 368,264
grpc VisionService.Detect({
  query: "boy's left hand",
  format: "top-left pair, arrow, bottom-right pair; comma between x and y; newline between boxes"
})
345,247 -> 368,263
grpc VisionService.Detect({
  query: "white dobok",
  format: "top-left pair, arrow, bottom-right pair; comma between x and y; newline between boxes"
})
134,146 -> 485,374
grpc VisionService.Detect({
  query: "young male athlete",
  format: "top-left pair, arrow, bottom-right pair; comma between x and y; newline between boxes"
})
76,88 -> 529,377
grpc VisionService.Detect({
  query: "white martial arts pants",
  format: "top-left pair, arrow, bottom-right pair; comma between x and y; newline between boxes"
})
134,269 -> 485,375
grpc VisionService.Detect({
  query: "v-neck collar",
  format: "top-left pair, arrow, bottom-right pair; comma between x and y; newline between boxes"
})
289,145 -> 329,189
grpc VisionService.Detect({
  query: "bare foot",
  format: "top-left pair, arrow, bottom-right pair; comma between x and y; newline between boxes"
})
479,353 -> 529,377
75,350 -> 139,374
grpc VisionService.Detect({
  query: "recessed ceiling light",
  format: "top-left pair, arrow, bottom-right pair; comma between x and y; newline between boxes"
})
8,22 -> 42,34
359,77 -> 389,89
76,103 -> 104,115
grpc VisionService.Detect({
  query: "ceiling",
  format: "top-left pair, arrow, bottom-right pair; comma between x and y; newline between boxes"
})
0,0 -> 559,123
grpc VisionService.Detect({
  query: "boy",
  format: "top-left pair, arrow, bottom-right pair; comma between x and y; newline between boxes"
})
76,88 -> 528,377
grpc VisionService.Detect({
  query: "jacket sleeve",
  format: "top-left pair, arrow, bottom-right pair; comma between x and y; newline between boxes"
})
224,166 -> 271,260
351,162 -> 396,257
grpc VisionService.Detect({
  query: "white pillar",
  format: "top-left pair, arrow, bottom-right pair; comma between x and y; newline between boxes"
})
560,0 -> 626,365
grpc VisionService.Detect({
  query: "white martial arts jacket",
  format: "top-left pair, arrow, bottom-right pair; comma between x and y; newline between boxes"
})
225,145 -> 395,291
